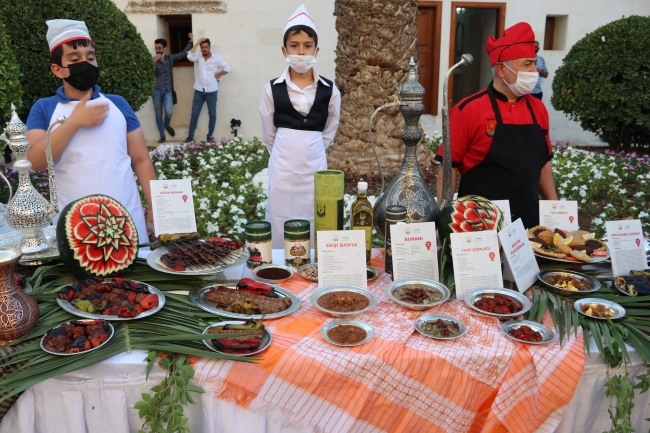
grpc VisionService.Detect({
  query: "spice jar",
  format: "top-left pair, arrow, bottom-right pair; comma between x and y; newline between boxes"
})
245,221 -> 272,269
284,219 -> 310,267
384,205 -> 406,279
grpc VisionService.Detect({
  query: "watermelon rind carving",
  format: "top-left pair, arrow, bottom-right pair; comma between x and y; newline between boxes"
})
438,195 -> 505,253
57,195 -> 139,279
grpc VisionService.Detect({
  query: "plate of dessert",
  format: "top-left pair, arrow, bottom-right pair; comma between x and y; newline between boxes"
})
574,298 -> 625,320
537,270 -> 601,296
528,226 -> 609,263
614,271 -> 650,296
189,278 -> 300,319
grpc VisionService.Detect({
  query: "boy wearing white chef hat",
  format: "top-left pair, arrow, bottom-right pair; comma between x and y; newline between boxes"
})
25,19 -> 155,242
260,4 -> 341,248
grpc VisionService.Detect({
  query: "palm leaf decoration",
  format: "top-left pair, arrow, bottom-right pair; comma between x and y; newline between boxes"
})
0,261 -> 255,404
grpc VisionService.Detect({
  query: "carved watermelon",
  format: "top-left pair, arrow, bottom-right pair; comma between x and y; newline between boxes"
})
57,195 -> 139,279
438,195 -> 505,252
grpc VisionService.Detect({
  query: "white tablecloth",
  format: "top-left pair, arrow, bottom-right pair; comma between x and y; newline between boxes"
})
2,251 -> 649,433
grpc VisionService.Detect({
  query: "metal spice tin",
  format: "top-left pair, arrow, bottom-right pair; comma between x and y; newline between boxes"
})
245,221 -> 272,269
284,219 -> 310,267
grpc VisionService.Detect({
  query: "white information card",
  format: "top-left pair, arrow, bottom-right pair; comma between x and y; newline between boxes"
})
539,200 -> 579,230
390,222 -> 439,281
492,200 -> 512,226
450,230 -> 502,298
317,230 -> 367,289
498,219 -> 540,292
150,179 -> 197,237
605,220 -> 648,277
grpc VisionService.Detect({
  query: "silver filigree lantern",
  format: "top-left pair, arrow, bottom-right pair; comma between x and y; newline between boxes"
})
373,58 -> 440,235
0,104 -> 64,253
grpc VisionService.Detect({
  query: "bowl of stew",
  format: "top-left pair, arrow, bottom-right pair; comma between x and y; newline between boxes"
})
310,286 -> 377,318
384,278 -> 450,310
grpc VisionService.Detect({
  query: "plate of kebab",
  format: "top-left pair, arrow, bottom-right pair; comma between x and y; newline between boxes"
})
41,319 -> 114,356
147,233 -> 249,275
189,278 -> 301,319
528,226 -> 609,263
56,277 -> 165,320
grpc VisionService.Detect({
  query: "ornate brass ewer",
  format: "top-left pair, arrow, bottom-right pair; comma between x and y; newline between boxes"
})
373,58 -> 439,235
0,104 -> 64,253
0,248 -> 39,342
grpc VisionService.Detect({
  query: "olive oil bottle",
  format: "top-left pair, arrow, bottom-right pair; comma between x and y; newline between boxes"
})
351,181 -> 374,264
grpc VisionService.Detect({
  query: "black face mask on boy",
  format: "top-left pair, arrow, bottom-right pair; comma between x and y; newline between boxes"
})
62,61 -> 100,91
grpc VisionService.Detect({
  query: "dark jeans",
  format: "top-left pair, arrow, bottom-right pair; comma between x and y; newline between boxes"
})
531,92 -> 543,100
188,89 -> 217,138
152,89 -> 173,138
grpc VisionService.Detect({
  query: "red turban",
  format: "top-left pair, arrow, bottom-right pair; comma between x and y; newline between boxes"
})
486,22 -> 536,66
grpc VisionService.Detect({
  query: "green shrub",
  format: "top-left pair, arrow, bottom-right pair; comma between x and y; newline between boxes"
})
0,0 -> 154,120
0,21 -> 22,133
551,16 -> 650,151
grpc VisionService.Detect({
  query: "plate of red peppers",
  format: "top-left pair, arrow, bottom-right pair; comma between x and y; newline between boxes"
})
501,320 -> 555,345
463,287 -> 531,318
40,319 -> 114,356
56,277 -> 165,320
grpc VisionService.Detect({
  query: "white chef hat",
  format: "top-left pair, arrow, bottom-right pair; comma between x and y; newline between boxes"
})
283,4 -> 318,36
46,19 -> 92,52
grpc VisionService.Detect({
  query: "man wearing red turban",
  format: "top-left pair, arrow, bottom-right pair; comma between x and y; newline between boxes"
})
435,22 -> 557,228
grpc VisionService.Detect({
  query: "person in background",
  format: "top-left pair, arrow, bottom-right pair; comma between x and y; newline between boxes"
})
184,38 -> 231,143
531,41 -> 548,100
26,19 -> 155,241
435,22 -> 557,229
260,4 -> 341,248
152,33 -> 193,143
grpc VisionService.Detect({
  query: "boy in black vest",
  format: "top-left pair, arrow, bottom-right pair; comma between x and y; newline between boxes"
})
260,4 -> 341,248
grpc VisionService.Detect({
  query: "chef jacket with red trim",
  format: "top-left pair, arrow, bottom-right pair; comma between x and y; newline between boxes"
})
435,81 -> 553,174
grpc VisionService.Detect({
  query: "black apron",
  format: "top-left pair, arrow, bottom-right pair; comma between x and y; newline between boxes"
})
458,86 -> 549,228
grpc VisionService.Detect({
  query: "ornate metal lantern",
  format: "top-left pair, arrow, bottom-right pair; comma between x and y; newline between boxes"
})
0,104 -> 64,253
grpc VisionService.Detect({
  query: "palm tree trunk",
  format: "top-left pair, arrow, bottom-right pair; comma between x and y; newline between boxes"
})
330,0 -> 432,176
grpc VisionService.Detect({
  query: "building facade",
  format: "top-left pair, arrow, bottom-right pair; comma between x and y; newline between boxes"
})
115,0 -> 650,145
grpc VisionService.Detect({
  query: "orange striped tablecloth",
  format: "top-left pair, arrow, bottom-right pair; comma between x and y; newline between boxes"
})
193,250 -> 585,433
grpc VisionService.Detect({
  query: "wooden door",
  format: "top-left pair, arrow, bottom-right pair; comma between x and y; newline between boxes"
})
417,2 -> 442,115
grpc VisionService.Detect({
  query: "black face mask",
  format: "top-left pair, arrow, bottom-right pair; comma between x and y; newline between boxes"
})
62,61 -> 100,91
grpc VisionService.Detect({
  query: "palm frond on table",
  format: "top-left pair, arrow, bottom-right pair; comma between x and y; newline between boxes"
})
0,262 -> 252,404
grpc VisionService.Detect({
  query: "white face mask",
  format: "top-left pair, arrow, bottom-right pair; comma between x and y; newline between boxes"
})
502,63 -> 539,97
285,55 -> 317,74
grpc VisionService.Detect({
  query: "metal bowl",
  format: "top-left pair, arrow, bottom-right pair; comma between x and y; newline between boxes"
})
40,320 -> 114,356
367,266 -> 380,281
501,320 -> 555,345
464,287 -> 532,318
252,264 -> 295,283
537,270 -> 601,296
574,298 -> 626,320
310,286 -> 377,318
414,314 -> 467,340
321,320 -> 374,347
297,263 -> 318,282
202,321 -> 272,357
385,278 -> 450,310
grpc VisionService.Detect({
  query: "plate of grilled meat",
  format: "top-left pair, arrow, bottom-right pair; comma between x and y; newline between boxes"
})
147,233 -> 249,275
189,278 -> 301,319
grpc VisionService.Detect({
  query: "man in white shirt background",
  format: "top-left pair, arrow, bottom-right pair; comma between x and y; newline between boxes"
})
185,38 -> 231,142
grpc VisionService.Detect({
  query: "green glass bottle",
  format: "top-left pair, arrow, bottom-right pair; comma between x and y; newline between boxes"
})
351,181 -> 374,265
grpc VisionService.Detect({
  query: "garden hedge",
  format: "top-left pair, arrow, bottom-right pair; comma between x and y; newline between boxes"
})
551,15 -> 650,151
0,21 -> 22,130
0,0 -> 154,120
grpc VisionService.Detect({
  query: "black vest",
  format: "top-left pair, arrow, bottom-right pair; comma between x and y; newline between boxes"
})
270,76 -> 333,132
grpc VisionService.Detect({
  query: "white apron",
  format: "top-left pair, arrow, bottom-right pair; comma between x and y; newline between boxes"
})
49,94 -> 148,243
265,128 -> 327,249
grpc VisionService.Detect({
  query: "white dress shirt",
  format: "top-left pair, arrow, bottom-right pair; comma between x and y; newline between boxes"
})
260,66 -> 341,152
186,51 -> 231,92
